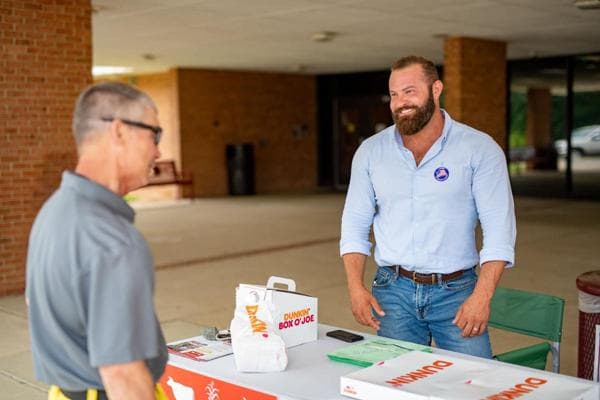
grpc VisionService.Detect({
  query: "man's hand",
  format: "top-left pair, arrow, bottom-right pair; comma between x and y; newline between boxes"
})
453,261 -> 506,337
453,292 -> 490,337
343,252 -> 385,330
348,284 -> 385,330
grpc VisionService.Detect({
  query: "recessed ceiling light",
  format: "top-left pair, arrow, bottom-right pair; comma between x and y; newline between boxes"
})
92,66 -> 133,76
573,0 -> 600,9
311,31 -> 337,43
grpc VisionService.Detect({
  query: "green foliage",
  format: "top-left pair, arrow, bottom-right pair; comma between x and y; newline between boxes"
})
551,96 -> 565,140
509,162 -> 527,175
509,91 -> 527,147
123,194 -> 139,203
573,91 -> 600,128
509,90 -> 600,143
548,92 -> 600,140
509,131 -> 526,148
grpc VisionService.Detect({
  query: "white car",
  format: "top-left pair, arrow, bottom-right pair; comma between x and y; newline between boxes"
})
555,125 -> 600,156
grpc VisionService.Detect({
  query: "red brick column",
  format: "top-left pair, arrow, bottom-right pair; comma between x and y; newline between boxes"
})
526,88 -> 555,170
443,37 -> 507,150
527,88 -> 552,149
0,1 -> 92,295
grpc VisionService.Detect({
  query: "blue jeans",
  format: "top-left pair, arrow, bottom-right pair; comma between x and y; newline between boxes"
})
372,266 -> 492,358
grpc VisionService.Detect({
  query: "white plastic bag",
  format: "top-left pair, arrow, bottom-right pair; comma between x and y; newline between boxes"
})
230,286 -> 288,372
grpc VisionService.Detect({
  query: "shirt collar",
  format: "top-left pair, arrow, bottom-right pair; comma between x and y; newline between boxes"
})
439,109 -> 452,144
60,170 -> 135,222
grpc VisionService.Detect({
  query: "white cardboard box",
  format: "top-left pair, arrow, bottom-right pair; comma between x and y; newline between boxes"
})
237,276 -> 318,348
341,351 -> 600,400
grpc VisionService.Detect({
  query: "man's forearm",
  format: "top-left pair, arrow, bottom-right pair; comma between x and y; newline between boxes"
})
343,253 -> 368,289
473,260 -> 506,301
99,360 -> 155,400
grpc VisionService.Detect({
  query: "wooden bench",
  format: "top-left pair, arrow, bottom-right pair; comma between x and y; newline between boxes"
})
146,160 -> 194,198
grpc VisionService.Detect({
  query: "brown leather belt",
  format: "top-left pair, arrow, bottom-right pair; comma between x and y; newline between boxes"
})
384,265 -> 474,284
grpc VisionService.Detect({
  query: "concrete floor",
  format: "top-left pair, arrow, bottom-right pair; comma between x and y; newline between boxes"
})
511,156 -> 600,200
1,193 -> 599,398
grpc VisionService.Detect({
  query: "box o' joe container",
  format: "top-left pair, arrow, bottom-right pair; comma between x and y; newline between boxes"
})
236,276 -> 318,348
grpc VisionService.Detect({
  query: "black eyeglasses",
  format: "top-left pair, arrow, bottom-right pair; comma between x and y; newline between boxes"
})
101,117 -> 162,145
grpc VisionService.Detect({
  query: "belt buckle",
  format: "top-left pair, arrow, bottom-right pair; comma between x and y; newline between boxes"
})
412,270 -> 436,284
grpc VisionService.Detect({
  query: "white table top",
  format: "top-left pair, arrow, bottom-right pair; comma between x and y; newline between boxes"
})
167,324 -> 597,400
169,324 -> 363,400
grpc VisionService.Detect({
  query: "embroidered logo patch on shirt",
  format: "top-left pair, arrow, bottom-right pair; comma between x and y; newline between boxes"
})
434,167 -> 449,181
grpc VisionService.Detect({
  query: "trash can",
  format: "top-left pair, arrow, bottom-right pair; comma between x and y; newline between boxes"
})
226,143 -> 255,195
576,270 -> 600,380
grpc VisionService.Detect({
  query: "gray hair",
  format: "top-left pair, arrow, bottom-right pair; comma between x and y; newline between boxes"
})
72,81 -> 156,145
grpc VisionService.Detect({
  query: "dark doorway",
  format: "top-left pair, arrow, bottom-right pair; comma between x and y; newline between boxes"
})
316,71 -> 391,189
334,95 -> 392,188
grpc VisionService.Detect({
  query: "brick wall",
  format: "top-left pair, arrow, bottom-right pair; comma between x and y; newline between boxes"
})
444,37 -> 507,149
103,68 -> 317,200
177,68 -> 317,196
0,0 -> 92,295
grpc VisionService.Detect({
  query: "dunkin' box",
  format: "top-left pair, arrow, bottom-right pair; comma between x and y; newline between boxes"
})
340,351 -> 600,400
236,276 -> 318,348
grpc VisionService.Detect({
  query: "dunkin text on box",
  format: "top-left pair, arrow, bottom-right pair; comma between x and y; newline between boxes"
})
279,307 -> 315,330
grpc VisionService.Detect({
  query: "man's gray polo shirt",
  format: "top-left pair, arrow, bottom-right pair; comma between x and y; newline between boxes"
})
26,171 -> 167,390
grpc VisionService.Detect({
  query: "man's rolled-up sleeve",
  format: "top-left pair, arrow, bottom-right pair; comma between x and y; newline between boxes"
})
472,139 -> 516,268
340,144 -> 376,256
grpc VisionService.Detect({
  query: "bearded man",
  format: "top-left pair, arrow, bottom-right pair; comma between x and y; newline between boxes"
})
340,55 -> 516,357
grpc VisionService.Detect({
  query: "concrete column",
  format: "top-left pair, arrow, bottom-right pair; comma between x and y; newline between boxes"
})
0,1 -> 92,295
443,37 -> 507,149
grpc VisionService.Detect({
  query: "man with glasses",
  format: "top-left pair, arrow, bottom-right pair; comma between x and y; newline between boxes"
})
340,56 -> 516,357
26,82 -> 168,399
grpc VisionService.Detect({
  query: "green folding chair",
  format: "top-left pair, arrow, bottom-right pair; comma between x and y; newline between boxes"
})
488,286 -> 565,373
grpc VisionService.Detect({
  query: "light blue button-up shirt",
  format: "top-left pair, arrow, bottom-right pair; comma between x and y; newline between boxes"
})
340,110 -> 516,273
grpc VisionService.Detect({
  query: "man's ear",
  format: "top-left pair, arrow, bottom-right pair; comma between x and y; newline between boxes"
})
432,80 -> 443,99
108,119 -> 125,147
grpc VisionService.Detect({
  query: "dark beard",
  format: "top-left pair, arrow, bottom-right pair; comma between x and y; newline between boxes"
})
392,87 -> 435,136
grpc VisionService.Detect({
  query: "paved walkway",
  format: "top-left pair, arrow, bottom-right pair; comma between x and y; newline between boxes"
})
1,193 -> 599,398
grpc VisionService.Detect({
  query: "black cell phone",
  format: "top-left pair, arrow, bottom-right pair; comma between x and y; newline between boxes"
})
326,329 -> 364,343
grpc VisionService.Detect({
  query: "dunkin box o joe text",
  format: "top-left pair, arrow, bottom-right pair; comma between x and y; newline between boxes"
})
237,276 -> 318,348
